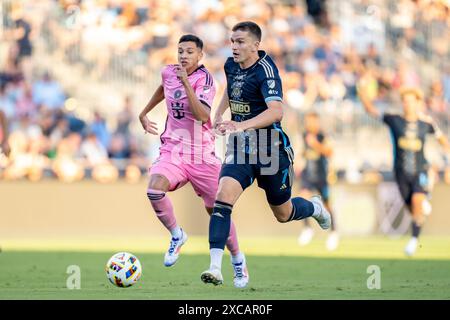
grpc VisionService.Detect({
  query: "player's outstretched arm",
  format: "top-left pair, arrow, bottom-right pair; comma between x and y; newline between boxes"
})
436,129 -> 450,157
421,114 -> 450,160
220,100 -> 283,133
243,100 -> 283,130
357,80 -> 381,119
139,84 -> 164,135
175,65 -> 210,123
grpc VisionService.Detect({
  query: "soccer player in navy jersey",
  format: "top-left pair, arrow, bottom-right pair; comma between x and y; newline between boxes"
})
296,112 -> 338,251
359,84 -> 450,256
200,21 -> 331,288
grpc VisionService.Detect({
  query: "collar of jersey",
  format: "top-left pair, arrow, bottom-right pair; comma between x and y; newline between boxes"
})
237,50 -> 267,71
187,64 -> 205,76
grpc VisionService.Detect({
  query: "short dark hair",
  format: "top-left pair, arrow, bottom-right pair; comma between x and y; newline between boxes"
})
178,34 -> 203,50
232,21 -> 262,41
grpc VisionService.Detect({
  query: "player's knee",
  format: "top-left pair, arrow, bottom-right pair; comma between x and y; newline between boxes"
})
275,213 -> 290,223
411,194 -> 426,213
148,174 -> 169,191
412,193 -> 426,206
215,177 -> 243,205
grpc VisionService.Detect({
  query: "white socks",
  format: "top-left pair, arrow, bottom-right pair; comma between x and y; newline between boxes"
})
210,248 -> 224,270
170,226 -> 182,239
231,252 -> 244,265
311,201 -> 322,219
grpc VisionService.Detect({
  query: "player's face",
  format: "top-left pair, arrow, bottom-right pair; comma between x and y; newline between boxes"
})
305,115 -> 320,133
402,93 -> 420,116
178,42 -> 202,71
230,30 -> 259,64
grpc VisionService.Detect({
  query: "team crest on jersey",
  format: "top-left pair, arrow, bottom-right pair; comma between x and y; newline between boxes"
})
174,90 -> 182,100
231,87 -> 242,98
267,80 -> 275,89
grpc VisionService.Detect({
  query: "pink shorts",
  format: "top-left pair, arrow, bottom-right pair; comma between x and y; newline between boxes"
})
148,152 -> 221,208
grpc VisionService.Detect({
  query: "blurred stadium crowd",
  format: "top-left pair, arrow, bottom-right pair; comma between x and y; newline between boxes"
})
0,0 -> 449,183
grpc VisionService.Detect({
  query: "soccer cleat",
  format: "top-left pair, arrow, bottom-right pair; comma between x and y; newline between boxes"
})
404,237 -> 418,257
310,195 -> 331,230
164,229 -> 188,267
298,227 -> 314,246
231,254 -> 249,288
200,268 -> 223,286
326,231 -> 340,251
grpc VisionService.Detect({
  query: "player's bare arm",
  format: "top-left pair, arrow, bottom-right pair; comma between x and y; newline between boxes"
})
213,90 -> 230,134
434,126 -> 450,159
175,65 -> 210,123
0,110 -> 10,156
421,113 -> 450,157
139,84 -> 164,135
218,100 -> 283,133
306,134 -> 333,158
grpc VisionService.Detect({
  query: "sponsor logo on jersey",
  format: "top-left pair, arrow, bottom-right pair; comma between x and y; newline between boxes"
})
231,87 -> 242,98
230,100 -> 251,115
398,137 -> 422,151
174,90 -> 182,100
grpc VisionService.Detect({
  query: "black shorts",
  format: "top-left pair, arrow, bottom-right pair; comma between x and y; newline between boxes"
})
219,148 -> 294,206
395,171 -> 429,207
300,177 -> 330,202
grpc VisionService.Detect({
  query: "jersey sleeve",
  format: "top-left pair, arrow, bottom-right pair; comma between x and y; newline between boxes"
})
161,65 -> 172,83
381,112 -> 396,128
194,72 -> 216,108
258,65 -> 283,103
224,57 -> 233,75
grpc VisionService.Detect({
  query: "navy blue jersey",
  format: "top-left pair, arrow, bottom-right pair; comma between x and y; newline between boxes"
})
383,113 -> 441,176
302,132 -> 328,183
224,50 -> 291,160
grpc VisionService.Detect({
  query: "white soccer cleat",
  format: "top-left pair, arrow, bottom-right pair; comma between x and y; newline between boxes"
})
298,227 -> 314,246
232,254 -> 249,288
200,268 -> 223,286
310,195 -> 331,230
404,237 -> 418,257
164,229 -> 188,267
326,231 -> 340,251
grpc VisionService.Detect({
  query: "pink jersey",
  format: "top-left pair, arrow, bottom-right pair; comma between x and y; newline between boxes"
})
159,64 -> 216,160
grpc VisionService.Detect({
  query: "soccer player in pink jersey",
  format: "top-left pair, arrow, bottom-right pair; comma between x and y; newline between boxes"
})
139,35 -> 247,281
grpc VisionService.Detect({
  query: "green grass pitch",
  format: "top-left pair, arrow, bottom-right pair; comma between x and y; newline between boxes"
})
1,236 -> 450,299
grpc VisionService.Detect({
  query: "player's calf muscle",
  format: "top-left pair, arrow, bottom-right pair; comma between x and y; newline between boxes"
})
270,202 -> 292,223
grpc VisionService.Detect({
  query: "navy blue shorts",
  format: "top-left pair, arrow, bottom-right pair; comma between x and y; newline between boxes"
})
219,148 -> 294,206
395,171 -> 429,207
300,178 -> 330,202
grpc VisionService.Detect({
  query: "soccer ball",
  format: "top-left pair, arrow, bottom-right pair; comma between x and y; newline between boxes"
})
105,252 -> 142,287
